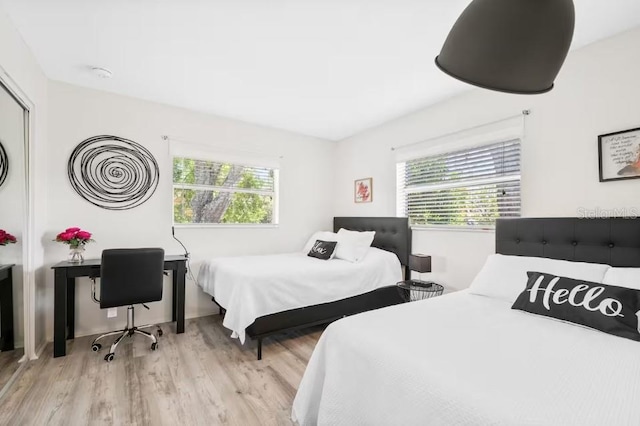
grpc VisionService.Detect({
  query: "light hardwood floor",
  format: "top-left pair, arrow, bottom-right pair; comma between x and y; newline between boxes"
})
0,348 -> 23,392
0,316 -> 324,426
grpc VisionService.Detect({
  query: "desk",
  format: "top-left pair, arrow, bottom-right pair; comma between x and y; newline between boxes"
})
51,255 -> 187,358
0,264 -> 14,351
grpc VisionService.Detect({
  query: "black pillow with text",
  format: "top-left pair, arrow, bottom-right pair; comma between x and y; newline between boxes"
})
512,272 -> 640,342
307,240 -> 338,260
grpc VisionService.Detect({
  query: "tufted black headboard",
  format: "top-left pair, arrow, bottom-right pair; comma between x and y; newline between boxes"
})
496,217 -> 640,267
334,217 -> 412,275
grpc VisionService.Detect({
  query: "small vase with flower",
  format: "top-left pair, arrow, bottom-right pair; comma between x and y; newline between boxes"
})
55,227 -> 94,263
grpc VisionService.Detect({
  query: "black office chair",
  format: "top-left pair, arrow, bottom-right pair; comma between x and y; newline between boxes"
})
90,248 -> 165,362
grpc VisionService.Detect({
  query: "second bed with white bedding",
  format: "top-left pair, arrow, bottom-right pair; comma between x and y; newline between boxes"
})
292,290 -> 640,425
197,247 -> 401,343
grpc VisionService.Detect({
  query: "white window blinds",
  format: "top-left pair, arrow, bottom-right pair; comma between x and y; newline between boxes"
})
397,139 -> 521,227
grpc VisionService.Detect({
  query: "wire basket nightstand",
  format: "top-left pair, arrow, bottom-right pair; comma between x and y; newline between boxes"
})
397,280 -> 444,302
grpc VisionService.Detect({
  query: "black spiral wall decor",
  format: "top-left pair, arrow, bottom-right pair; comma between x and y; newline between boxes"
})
67,135 -> 159,210
0,141 -> 8,189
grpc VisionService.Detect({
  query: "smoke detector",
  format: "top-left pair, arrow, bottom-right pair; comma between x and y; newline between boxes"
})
91,67 -> 113,79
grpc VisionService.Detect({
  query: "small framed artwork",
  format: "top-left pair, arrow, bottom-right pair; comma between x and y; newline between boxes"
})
354,177 -> 373,203
598,127 -> 640,182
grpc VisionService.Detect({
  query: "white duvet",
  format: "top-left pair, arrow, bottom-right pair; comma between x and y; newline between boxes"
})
197,247 -> 401,343
293,291 -> 640,426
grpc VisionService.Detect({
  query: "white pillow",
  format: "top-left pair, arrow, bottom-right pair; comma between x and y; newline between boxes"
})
302,231 -> 338,253
468,254 -> 611,303
334,228 -> 376,263
602,268 -> 640,291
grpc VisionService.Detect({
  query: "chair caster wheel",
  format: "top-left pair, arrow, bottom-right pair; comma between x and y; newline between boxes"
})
104,353 -> 115,362
157,328 -> 163,337
151,342 -> 158,351
91,343 -> 102,352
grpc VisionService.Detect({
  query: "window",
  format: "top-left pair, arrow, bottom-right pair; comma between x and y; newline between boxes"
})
396,139 -> 521,227
173,157 -> 278,225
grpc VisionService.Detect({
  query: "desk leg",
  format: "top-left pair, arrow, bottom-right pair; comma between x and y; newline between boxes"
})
172,272 -> 177,322
0,269 -> 14,351
54,269 -> 68,357
66,278 -> 75,340
173,262 -> 186,334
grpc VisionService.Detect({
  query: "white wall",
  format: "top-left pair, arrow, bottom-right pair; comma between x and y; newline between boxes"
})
0,6 -> 48,356
45,81 -> 336,339
334,27 -> 640,291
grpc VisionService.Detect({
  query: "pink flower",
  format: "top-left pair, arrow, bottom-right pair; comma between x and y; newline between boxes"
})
57,232 -> 74,242
54,227 -> 94,246
76,231 -> 92,240
0,229 -> 17,245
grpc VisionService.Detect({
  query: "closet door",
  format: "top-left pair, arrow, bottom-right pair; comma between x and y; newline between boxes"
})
0,81 -> 27,391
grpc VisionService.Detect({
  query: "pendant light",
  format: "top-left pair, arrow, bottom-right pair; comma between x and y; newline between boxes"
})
435,0 -> 575,94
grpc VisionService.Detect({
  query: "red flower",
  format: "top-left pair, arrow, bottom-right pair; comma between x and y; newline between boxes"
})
0,229 -> 17,246
57,232 -> 74,241
76,231 -> 92,240
54,227 -> 94,246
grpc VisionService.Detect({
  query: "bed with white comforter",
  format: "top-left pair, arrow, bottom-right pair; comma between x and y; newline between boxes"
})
197,247 -> 401,343
292,290 -> 640,425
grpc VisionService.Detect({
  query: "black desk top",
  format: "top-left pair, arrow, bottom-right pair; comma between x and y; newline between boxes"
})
0,264 -> 15,271
51,254 -> 187,269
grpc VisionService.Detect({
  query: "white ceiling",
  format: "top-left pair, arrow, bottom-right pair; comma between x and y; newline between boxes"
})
3,0 -> 640,140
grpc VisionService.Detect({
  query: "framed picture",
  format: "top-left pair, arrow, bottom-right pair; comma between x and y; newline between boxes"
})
354,177 -> 373,203
599,127 -> 640,182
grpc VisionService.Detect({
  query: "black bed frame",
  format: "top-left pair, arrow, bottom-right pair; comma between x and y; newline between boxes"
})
495,217 -> 640,266
213,217 -> 412,359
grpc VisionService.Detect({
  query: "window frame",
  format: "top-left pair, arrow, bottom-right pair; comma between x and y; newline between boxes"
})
396,138 -> 521,231
171,155 -> 280,228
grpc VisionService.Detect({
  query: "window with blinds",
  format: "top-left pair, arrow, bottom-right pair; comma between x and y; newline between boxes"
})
396,139 -> 521,227
173,157 -> 278,225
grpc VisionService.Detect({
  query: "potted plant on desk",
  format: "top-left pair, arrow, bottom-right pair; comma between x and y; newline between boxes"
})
54,227 -> 94,263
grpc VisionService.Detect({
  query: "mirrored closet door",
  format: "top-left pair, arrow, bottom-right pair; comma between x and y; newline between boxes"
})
0,79 -> 27,391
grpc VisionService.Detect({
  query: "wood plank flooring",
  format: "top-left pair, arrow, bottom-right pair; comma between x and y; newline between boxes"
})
0,315 -> 324,426
0,348 -> 23,393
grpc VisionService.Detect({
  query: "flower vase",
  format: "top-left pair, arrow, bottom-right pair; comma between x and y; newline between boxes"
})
69,245 -> 85,263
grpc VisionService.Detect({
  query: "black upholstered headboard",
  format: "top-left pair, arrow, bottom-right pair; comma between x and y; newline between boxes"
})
334,217 -> 412,273
496,218 -> 640,267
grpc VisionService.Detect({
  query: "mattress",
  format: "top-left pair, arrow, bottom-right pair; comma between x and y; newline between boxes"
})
292,291 -> 640,425
197,247 -> 402,343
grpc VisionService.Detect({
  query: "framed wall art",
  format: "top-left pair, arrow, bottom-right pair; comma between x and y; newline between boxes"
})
598,127 -> 640,182
354,177 -> 373,203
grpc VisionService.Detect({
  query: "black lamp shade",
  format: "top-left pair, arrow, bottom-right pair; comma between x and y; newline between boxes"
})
409,254 -> 432,273
435,0 -> 575,94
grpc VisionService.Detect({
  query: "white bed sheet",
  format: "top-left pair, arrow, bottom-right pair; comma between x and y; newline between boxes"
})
197,247 -> 401,343
293,291 -> 640,426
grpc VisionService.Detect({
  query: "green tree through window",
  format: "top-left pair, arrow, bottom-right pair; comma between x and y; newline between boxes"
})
173,157 -> 277,225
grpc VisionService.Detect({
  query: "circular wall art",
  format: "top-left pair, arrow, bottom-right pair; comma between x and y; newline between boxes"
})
67,135 -> 160,210
0,141 -> 8,188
